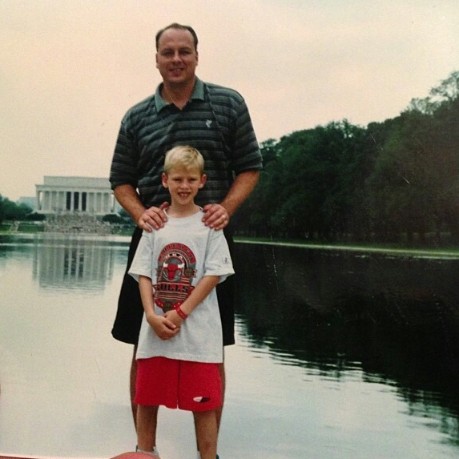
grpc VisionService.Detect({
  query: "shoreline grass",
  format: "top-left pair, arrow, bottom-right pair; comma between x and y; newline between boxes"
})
234,236 -> 459,259
1,226 -> 458,259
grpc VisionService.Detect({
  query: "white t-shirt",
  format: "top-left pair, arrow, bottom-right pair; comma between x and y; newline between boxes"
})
129,210 -> 234,363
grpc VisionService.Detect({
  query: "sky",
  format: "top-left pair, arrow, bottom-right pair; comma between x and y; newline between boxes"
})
1,0 -> 458,201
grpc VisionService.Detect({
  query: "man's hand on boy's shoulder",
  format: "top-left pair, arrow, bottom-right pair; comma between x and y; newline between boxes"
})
202,203 -> 229,230
138,202 -> 169,232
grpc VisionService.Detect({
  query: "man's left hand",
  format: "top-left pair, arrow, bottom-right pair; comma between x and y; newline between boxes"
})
202,203 -> 229,230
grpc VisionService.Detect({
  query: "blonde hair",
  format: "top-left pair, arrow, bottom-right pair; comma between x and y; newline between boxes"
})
163,145 -> 204,174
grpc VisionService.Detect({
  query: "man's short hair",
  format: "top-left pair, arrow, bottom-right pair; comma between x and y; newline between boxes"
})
155,23 -> 199,51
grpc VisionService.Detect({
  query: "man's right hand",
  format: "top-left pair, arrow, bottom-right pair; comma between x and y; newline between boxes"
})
137,202 -> 169,232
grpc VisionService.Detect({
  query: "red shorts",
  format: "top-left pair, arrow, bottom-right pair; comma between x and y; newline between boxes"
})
135,357 -> 222,412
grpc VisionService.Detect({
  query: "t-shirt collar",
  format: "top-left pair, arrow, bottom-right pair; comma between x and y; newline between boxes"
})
155,78 -> 205,112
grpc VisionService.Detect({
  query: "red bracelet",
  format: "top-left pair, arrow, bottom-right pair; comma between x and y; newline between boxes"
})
175,305 -> 188,320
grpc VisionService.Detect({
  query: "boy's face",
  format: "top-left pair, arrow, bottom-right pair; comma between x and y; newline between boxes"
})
162,166 -> 206,206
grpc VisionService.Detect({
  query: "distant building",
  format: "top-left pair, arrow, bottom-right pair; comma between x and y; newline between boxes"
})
36,176 -> 116,215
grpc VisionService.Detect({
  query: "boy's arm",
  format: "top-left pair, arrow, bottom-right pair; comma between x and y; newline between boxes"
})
139,275 -> 180,340
165,275 -> 220,327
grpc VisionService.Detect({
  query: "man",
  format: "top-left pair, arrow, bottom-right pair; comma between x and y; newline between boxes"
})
109,23 -> 262,456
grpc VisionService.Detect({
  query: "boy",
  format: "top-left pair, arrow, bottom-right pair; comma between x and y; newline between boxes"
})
128,145 -> 234,459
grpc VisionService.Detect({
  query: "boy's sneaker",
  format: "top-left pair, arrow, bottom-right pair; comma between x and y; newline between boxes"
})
136,445 -> 161,457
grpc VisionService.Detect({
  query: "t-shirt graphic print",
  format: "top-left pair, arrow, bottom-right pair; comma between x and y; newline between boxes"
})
154,243 -> 196,311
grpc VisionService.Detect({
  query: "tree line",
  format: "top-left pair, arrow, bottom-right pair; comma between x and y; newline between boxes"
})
2,72 -> 458,244
0,195 -> 36,223
234,71 -> 459,245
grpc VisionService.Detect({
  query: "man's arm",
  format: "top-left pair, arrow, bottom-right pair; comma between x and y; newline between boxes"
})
202,170 -> 260,230
114,184 -> 146,225
114,184 -> 168,232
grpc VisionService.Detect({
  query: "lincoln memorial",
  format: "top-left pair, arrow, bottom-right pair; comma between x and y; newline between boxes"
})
36,176 -> 116,215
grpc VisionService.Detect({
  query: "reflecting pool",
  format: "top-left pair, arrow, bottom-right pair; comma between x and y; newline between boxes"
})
0,234 -> 458,458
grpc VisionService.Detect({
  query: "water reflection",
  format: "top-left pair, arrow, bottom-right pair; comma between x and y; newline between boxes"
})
234,243 -> 459,446
1,235 -> 459,458
32,235 -> 116,291
1,233 -> 128,292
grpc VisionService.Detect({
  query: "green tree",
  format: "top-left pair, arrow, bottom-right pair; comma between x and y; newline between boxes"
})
0,195 -> 32,223
235,70 -> 459,244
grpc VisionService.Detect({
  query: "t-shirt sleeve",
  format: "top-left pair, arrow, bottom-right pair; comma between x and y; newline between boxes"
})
203,229 -> 235,283
128,231 -> 154,282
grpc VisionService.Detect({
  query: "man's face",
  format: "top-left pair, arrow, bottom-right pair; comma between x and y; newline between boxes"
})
156,28 -> 198,86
